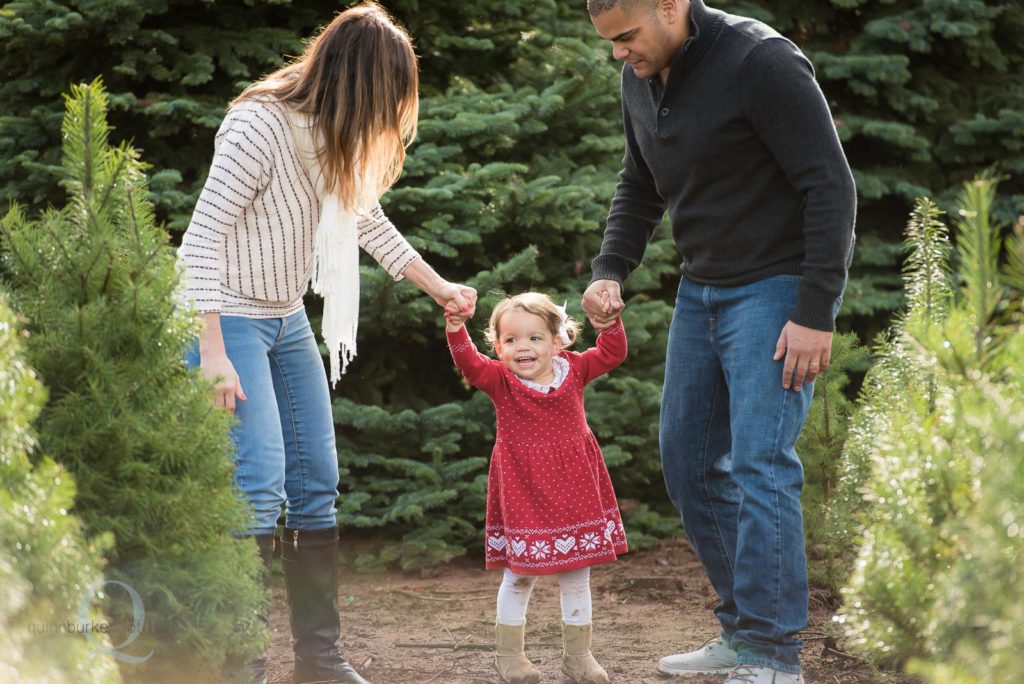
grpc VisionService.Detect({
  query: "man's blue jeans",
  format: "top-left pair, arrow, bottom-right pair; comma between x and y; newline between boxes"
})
660,274 -> 831,674
185,309 -> 340,536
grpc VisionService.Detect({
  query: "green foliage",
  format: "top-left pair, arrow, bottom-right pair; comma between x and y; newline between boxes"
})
836,177 -> 1024,682
0,292 -> 121,683
796,331 -> 868,597
902,197 -> 954,328
0,80 -> 265,683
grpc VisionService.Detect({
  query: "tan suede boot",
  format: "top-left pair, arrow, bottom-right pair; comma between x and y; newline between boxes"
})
561,623 -> 609,684
494,622 -> 542,684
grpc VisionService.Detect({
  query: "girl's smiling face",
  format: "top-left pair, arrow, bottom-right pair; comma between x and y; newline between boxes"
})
494,310 -> 564,385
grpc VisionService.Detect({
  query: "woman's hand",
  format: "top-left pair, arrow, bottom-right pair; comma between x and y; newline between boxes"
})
198,313 -> 246,411
400,256 -> 477,317
444,291 -> 475,332
201,350 -> 247,411
438,282 -> 477,318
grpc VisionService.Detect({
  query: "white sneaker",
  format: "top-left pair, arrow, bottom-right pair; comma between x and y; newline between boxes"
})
725,665 -> 804,683
657,636 -> 738,675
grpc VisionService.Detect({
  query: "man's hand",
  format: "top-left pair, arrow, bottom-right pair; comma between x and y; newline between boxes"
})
774,321 -> 833,392
582,279 -> 625,330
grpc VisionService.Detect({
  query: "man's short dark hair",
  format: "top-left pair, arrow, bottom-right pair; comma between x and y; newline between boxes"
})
587,0 -> 659,18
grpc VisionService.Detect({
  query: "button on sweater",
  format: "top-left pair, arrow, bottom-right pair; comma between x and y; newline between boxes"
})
591,0 -> 856,331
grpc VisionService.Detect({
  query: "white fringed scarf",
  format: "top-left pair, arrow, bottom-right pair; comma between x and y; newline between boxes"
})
284,106 -> 378,387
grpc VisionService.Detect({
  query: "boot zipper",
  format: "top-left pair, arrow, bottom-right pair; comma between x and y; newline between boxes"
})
292,529 -> 299,551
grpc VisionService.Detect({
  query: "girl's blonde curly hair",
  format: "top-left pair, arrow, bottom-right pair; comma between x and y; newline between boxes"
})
483,292 -> 582,353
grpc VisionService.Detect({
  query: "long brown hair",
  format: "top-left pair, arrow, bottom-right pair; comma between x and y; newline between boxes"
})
234,1 -> 419,208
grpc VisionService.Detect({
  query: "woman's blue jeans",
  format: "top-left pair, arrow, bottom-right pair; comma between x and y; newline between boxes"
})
185,308 -> 339,536
660,274 -> 838,674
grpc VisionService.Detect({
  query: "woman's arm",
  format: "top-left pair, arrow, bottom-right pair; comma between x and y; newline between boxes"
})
401,256 -> 477,315
179,103 -> 271,315
356,204 -> 476,316
181,103 -> 273,410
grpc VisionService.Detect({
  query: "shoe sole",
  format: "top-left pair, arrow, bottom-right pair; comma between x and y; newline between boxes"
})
657,662 -> 736,675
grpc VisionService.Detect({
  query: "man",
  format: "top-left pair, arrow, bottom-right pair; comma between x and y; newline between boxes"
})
582,0 -> 856,682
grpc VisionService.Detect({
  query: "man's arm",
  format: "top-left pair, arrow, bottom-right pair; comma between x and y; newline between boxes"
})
592,93 -> 668,286
585,84 -> 667,327
742,38 -> 856,390
741,37 -> 856,332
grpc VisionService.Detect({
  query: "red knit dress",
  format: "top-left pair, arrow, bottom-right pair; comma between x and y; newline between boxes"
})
447,319 -> 629,576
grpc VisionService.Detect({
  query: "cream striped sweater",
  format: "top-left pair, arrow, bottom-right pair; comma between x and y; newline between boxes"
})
178,98 -> 420,317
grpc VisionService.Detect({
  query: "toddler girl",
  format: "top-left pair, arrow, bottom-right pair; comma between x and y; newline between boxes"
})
445,292 -> 628,684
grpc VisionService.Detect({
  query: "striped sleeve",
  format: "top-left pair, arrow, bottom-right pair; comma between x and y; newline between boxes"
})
178,104 -> 272,313
357,203 -> 420,281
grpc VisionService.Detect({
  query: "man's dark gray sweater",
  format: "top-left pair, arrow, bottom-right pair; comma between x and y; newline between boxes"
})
591,0 -> 856,331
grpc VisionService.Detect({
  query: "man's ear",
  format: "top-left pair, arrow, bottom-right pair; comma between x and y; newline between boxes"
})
659,0 -> 683,24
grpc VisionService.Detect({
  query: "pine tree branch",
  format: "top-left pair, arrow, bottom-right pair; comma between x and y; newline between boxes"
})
96,148 -> 130,218
0,225 -> 42,290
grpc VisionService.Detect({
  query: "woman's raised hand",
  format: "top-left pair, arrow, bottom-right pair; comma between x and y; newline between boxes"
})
400,257 -> 477,319
439,282 -> 477,319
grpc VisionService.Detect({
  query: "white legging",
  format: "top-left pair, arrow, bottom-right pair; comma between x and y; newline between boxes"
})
496,567 -> 592,626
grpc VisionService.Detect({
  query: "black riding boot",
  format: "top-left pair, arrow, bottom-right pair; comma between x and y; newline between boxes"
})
282,526 -> 370,684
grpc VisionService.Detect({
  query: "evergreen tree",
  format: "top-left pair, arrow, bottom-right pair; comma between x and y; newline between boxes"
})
795,331 -> 868,598
0,0 -> 317,226
0,292 -> 121,684
0,80 -> 265,683
3,0 -> 1020,334
836,178 -> 1024,682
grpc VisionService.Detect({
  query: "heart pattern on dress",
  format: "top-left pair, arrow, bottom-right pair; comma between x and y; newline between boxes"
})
604,520 -> 616,541
554,536 -> 577,555
487,535 -> 507,552
510,539 -> 527,557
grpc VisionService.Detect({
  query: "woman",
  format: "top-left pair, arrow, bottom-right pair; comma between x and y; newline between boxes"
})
178,4 -> 474,683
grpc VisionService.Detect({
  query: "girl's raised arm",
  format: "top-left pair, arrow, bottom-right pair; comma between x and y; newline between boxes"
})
577,317 -> 628,385
447,326 -> 503,395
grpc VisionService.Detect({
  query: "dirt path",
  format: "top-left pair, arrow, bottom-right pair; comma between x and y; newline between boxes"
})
267,539 -> 918,683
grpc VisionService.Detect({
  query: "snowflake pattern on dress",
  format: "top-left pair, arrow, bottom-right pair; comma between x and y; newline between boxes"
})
484,507 -> 628,571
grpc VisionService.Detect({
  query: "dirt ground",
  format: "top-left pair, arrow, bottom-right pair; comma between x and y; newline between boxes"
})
266,538 -> 920,684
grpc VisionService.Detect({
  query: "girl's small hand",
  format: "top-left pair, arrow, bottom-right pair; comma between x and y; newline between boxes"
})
590,315 -> 620,331
444,309 -> 468,332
